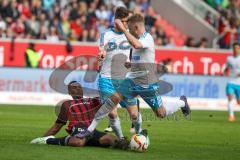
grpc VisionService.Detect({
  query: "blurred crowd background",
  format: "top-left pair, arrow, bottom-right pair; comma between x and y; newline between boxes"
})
0,0 -> 240,49
204,0 -> 240,48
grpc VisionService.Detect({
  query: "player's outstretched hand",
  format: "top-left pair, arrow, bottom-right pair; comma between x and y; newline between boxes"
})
114,19 -> 127,32
124,62 -> 131,69
30,135 -> 55,144
113,137 -> 130,150
157,64 -> 168,74
98,49 -> 106,61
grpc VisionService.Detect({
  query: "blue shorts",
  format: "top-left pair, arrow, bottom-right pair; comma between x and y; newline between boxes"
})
98,77 -> 137,107
117,79 -> 163,110
226,83 -> 240,99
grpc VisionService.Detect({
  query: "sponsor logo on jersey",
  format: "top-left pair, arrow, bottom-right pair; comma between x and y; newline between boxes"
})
133,55 -> 141,61
105,40 -> 131,52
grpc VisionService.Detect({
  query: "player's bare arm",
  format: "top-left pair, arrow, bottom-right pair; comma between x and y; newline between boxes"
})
114,19 -> 143,49
43,123 -> 64,137
223,65 -> 230,76
98,47 -> 107,61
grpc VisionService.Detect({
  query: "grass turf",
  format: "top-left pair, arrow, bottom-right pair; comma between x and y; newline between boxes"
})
0,105 -> 239,160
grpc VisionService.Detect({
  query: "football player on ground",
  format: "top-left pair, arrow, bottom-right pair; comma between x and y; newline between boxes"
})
97,6 -> 142,137
77,13 -> 190,138
224,42 -> 240,122
30,81 -> 129,149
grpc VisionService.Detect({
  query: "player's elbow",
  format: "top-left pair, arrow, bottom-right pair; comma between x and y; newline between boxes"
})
53,123 -> 63,132
132,43 -> 143,49
53,126 -> 61,132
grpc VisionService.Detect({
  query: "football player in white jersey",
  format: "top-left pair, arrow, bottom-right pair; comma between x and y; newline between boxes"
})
113,13 -> 190,119
76,13 -> 190,138
97,7 -> 142,138
224,42 -> 240,122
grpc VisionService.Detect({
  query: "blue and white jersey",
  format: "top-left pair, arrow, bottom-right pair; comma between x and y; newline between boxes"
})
131,32 -> 155,64
128,32 -> 157,85
226,55 -> 240,85
99,28 -> 131,79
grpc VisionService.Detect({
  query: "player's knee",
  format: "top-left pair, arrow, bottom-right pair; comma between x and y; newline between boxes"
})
108,109 -> 118,119
71,141 -> 85,147
68,137 -> 85,147
156,112 -> 165,119
127,106 -> 139,121
130,113 -> 138,121
99,134 -> 117,145
110,93 -> 122,104
237,100 -> 240,105
108,113 -> 117,119
155,108 -> 166,119
227,94 -> 234,101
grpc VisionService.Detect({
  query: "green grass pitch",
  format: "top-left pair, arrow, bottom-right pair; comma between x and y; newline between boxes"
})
0,105 -> 240,160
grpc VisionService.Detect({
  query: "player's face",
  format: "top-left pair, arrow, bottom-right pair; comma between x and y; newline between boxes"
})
233,44 -> 240,56
128,23 -> 138,38
68,84 -> 83,99
120,17 -> 128,29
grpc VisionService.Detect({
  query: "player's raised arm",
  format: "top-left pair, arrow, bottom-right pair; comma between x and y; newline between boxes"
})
223,60 -> 231,76
114,19 -> 143,49
98,32 -> 107,61
223,66 -> 230,76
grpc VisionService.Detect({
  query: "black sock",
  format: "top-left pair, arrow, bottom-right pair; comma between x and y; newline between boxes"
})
137,99 -> 140,112
131,123 -> 134,128
46,136 -> 70,146
131,99 -> 140,128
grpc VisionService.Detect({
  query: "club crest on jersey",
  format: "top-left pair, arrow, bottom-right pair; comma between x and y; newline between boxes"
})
78,128 -> 85,132
105,40 -> 131,52
133,55 -> 141,61
119,40 -> 131,50
106,41 -> 117,52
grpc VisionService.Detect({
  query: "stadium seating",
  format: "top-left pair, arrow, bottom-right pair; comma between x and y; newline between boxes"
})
0,0 -> 190,48
204,0 -> 240,48
1,0 -> 239,48
155,17 -> 187,46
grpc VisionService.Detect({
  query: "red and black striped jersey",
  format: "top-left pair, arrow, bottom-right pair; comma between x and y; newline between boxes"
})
55,97 -> 101,133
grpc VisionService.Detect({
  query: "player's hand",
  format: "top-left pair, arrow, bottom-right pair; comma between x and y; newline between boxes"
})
157,64 -> 168,74
98,49 -> 106,61
124,62 -> 131,69
114,19 -> 127,32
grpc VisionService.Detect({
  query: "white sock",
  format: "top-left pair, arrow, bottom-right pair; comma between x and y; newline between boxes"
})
88,98 -> 116,132
228,100 -> 235,117
164,99 -> 185,116
88,119 -> 99,132
132,112 -> 142,134
109,117 -> 124,138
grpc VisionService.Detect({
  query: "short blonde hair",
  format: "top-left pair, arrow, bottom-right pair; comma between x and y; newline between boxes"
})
128,14 -> 145,24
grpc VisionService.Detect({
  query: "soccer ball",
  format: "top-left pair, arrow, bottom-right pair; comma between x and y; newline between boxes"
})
129,134 -> 150,152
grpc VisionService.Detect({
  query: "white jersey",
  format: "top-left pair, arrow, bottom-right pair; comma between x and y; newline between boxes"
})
226,55 -> 240,85
131,32 -> 155,64
129,32 -> 157,85
99,28 -> 131,79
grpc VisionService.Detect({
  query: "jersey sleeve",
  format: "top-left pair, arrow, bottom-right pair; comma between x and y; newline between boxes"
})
92,97 -> 101,106
55,101 -> 70,125
99,31 -> 106,48
139,34 -> 154,49
139,37 -> 149,49
226,57 -> 232,69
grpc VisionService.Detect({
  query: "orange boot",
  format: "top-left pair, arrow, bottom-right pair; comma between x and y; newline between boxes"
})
228,115 -> 236,122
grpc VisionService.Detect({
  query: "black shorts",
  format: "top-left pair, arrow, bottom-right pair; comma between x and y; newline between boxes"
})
71,123 -> 109,147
